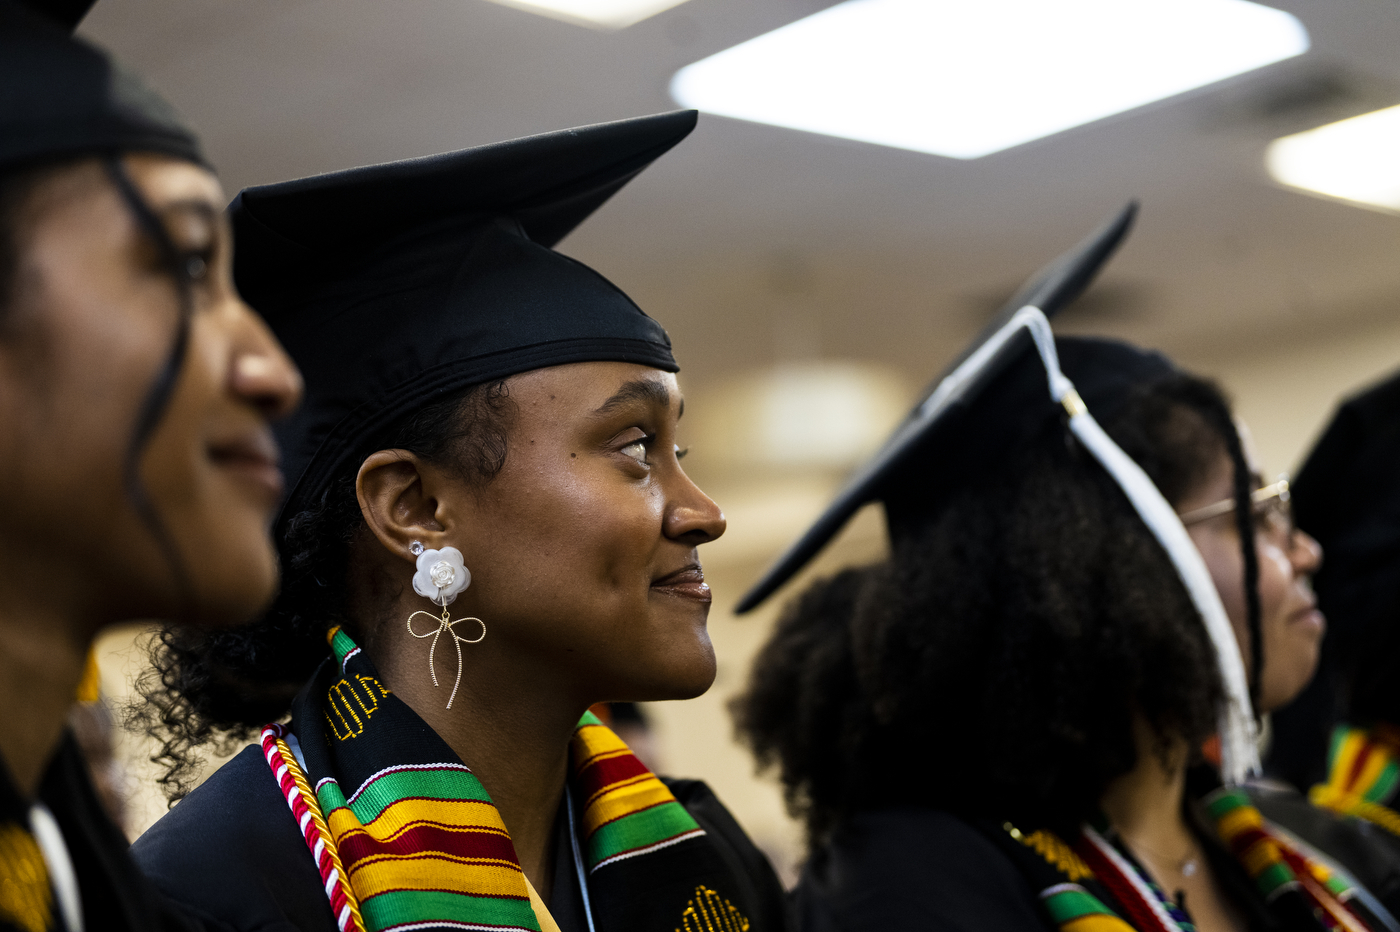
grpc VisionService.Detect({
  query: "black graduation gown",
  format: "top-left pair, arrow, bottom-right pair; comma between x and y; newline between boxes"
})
131,745 -> 786,932
1248,781 -> 1400,919
793,808 -> 1278,932
0,732 -> 200,932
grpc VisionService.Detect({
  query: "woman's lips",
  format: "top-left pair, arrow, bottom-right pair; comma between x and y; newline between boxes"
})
1292,603 -> 1326,635
651,566 -> 712,603
209,430 -> 284,501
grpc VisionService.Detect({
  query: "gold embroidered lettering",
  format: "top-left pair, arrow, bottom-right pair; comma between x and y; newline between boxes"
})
675,885 -> 750,932
325,675 -> 388,740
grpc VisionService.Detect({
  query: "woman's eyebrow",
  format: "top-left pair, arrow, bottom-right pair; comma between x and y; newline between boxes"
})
155,199 -> 218,228
592,378 -> 671,416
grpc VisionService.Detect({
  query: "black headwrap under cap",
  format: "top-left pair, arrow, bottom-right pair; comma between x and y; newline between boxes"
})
0,0 -> 204,173
234,111 -> 694,528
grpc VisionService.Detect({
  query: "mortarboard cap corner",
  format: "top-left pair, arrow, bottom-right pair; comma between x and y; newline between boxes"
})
733,201 -> 1142,615
14,0 -> 96,30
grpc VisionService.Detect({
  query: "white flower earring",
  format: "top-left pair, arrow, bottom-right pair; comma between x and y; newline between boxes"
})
406,541 -> 485,709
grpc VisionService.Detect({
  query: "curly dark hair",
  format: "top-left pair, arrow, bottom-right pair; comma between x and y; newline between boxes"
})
734,372 -> 1255,845
135,379 -> 516,799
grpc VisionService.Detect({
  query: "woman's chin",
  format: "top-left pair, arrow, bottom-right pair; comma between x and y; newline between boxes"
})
188,559 -> 280,628
1260,656 -> 1322,714
617,642 -> 717,702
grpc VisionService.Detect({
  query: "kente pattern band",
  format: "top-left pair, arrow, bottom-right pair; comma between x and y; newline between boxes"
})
1207,787 -> 1373,932
1311,724 -> 1400,840
994,821 -> 1135,932
996,791 -> 1379,932
571,713 -> 705,872
1074,826 -> 1195,932
1038,884 -> 1135,932
263,627 -> 709,932
0,822 -> 52,932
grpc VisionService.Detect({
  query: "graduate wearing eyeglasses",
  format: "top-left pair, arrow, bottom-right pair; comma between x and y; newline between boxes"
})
732,209 -> 1393,932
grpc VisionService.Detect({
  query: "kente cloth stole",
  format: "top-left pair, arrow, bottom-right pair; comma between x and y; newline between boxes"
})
0,820 -> 53,932
1206,787 -> 1381,932
1311,724 -> 1400,840
262,626 -> 757,932
0,753 -> 54,932
981,819 -> 1144,932
987,791 -> 1382,932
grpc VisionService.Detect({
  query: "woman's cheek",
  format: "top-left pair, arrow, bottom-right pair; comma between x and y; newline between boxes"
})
1193,531 -> 1252,664
1256,541 -> 1293,613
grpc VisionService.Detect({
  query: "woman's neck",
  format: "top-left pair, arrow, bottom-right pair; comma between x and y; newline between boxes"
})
374,629 -> 581,898
1099,725 -> 1191,860
0,594 -> 91,799
1099,721 -> 1247,932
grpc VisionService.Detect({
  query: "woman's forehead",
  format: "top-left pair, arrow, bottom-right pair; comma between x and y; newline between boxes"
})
512,362 -> 680,410
124,154 -> 223,211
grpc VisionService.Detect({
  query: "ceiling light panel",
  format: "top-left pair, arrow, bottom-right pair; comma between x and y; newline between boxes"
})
484,0 -> 689,30
671,0 -> 1309,159
1266,104 -> 1400,214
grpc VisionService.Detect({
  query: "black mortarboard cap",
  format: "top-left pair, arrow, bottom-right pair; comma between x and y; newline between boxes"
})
0,0 -> 204,173
736,202 -> 1266,782
1292,370 -> 1400,590
234,111 -> 695,527
737,203 -> 1145,613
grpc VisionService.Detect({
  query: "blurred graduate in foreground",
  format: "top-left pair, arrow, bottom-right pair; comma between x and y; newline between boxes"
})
0,1 -> 301,929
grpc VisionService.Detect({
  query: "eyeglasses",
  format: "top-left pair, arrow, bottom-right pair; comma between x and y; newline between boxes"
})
1178,476 -> 1292,540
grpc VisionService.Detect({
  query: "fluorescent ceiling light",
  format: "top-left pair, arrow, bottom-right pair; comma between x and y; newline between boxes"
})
483,0 -> 689,29
671,0 -> 1309,159
692,362 -> 911,470
1266,105 -> 1400,214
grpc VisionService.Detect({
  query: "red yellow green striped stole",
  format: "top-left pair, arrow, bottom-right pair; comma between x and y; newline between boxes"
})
0,821 -> 54,932
1311,724 -> 1400,839
992,822 -> 1136,932
264,626 -> 705,932
1038,883 -> 1137,932
996,792 -> 1381,932
571,714 -> 705,870
1207,787 -> 1373,932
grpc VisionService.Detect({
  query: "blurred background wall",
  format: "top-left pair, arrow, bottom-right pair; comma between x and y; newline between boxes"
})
76,0 -> 1400,885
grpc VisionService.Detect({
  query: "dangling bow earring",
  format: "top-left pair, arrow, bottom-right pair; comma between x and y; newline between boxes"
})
406,541 -> 485,709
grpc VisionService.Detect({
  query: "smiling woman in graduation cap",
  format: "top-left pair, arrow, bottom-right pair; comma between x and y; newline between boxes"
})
0,1 -> 303,930
130,112 -> 786,932
732,210 -> 1386,932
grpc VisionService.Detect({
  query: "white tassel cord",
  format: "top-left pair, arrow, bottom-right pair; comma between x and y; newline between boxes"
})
965,308 -> 1261,784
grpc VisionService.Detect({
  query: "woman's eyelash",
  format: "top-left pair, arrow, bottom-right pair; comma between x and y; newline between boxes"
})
620,435 -> 688,466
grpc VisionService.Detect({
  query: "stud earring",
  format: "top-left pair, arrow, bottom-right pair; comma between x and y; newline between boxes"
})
405,542 -> 485,709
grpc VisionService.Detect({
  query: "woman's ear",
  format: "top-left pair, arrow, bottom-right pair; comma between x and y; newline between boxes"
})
356,450 -> 446,564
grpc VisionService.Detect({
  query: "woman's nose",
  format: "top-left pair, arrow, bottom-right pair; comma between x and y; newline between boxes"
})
665,476 -> 727,545
1289,528 -> 1322,575
232,308 -> 303,419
